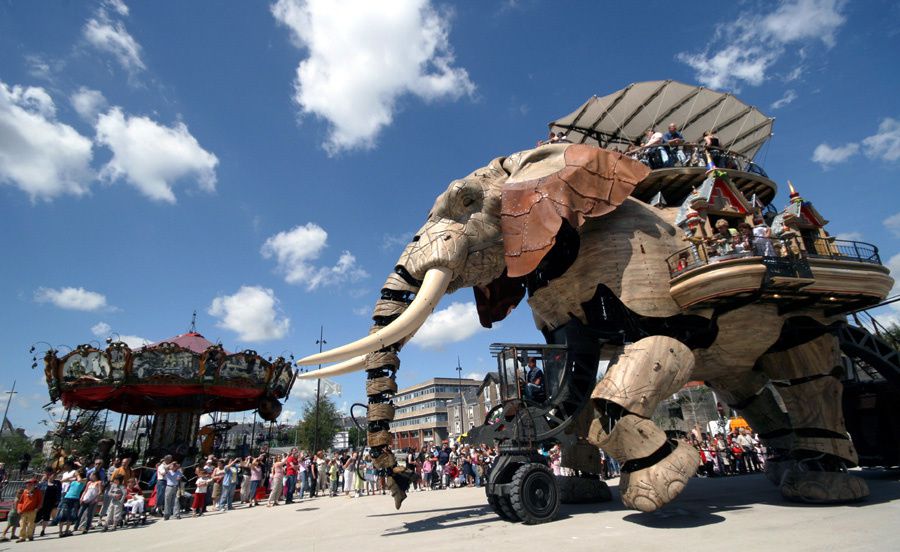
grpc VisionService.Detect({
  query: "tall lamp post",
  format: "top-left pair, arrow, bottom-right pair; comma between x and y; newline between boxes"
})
0,380 -> 17,439
455,356 -> 464,432
314,326 -> 326,453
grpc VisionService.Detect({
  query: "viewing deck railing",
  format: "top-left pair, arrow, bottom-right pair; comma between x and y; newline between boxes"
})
626,143 -> 768,177
666,237 -> 882,279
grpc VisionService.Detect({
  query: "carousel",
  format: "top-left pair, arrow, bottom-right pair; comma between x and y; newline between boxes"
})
39,324 -> 295,460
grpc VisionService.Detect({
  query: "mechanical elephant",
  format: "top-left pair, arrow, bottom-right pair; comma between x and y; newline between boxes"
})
297,143 -> 868,513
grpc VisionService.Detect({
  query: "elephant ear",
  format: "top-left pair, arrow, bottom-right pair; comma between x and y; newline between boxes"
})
500,144 -> 651,278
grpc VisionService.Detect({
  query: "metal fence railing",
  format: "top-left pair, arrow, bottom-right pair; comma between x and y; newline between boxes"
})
667,236 -> 883,279
627,143 -> 768,176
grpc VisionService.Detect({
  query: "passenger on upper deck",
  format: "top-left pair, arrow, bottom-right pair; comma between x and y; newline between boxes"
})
752,215 -> 776,256
710,219 -> 739,256
643,128 -> 666,168
664,123 -> 687,166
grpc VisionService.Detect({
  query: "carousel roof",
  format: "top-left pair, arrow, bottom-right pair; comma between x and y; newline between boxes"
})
549,80 -> 775,159
146,332 -> 222,354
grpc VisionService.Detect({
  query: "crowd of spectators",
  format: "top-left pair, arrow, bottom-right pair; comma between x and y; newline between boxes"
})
0,427 -> 763,541
685,428 -> 765,477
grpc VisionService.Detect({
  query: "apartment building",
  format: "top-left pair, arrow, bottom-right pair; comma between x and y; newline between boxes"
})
392,377 -> 481,450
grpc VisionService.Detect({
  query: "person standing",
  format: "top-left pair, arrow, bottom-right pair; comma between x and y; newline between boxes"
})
211,460 -> 225,511
219,458 -> 238,511
57,471 -> 84,537
16,479 -> 42,542
0,489 -> 23,542
239,457 -> 252,504
163,462 -> 183,520
267,455 -> 284,507
102,474 -> 125,532
192,468 -> 210,517
35,468 -> 60,537
76,471 -> 102,533
248,457 -> 262,507
284,450 -> 298,504
154,455 -> 172,515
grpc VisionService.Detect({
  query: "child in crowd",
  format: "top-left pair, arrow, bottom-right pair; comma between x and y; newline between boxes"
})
0,488 -> 24,542
193,467 -> 211,517
16,479 -> 42,542
328,459 -> 339,497
102,474 -> 125,532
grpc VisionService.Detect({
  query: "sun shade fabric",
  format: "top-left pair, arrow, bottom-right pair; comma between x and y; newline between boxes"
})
550,80 -> 774,160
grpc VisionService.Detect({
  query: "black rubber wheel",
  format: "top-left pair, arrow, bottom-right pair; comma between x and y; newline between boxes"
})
509,463 -> 560,525
487,493 -> 516,521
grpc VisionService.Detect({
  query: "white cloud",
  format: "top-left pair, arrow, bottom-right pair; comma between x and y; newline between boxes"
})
34,287 -> 109,311
105,0 -> 130,17
91,322 -> 112,337
271,0 -> 475,152
410,301 -> 484,350
25,55 -> 53,81
261,223 -> 368,290
862,117 -> 900,162
96,107 -> 218,202
83,3 -> 145,74
464,371 -> 484,381
812,142 -> 859,166
677,0 -> 847,90
888,253 -> 900,303
884,212 -> 900,238
835,231 -> 863,241
208,286 -> 291,342
70,87 -> 107,122
0,81 -> 93,200
278,409 -> 299,424
352,306 -> 370,317
771,89 -> 798,110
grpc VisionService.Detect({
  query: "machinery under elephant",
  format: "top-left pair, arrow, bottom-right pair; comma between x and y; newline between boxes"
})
296,143 -> 892,517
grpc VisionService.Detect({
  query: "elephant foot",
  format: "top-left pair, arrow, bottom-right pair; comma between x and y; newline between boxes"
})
619,441 -> 698,513
557,475 -> 612,504
780,455 -> 869,504
386,467 -> 414,510
764,449 -> 795,486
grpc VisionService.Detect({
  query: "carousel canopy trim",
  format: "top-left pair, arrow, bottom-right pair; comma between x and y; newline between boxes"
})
549,80 -> 775,159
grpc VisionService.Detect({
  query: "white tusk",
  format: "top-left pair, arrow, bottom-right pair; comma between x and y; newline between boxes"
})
296,267 -> 452,365
296,355 -> 366,380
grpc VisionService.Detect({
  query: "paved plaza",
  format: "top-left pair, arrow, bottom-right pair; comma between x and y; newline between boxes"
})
7,471 -> 899,552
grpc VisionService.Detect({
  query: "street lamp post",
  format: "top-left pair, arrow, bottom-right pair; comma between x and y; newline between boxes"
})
0,380 -> 17,439
314,326 -> 326,453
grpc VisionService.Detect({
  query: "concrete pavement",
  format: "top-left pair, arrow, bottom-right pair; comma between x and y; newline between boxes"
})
6,470 -> 899,552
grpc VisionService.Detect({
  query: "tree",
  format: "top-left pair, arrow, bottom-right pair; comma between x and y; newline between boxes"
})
0,431 -> 35,470
295,396 -> 341,452
882,322 -> 900,350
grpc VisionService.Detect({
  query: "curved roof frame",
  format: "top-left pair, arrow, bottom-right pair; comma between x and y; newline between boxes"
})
549,80 -> 775,160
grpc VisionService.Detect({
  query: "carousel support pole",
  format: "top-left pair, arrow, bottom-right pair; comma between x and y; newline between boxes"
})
314,326 -> 326,453
60,407 -> 73,452
250,411 -> 258,456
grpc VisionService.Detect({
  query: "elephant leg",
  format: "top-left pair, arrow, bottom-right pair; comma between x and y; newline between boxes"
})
707,371 -> 795,485
757,334 -> 868,503
587,335 -> 699,512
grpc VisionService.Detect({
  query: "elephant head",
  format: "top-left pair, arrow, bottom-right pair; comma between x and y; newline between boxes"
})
298,144 -> 650,371
295,143 -> 648,508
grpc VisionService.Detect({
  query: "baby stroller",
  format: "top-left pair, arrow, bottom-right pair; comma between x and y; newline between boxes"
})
122,493 -> 148,526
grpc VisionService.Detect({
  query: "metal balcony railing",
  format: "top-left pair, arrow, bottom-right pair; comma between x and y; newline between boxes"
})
627,143 -> 767,176
806,238 -> 882,265
667,236 -> 883,279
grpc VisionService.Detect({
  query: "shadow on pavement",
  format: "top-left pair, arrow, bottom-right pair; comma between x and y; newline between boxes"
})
564,471 -> 900,528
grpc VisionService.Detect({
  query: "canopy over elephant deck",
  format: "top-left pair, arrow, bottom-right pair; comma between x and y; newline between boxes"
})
294,81 -> 898,523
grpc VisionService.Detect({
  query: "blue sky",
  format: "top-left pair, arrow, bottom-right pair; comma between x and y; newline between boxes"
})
1,0 -> 898,437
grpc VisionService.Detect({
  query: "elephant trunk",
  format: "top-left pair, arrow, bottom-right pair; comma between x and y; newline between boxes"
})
361,268 -> 427,509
